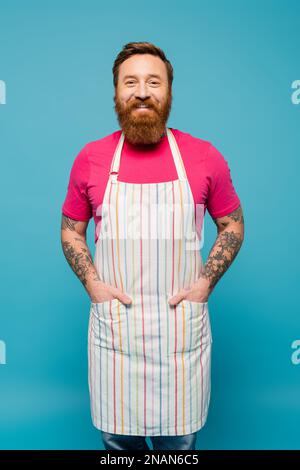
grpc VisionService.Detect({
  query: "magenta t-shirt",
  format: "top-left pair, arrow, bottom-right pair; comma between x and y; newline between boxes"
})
62,128 -> 241,243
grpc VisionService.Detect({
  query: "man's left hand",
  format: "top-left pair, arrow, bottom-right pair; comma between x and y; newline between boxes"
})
168,277 -> 212,307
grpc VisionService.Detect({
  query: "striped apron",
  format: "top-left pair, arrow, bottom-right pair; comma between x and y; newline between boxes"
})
88,127 -> 212,436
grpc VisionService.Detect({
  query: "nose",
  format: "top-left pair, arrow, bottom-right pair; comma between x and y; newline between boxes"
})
134,82 -> 150,100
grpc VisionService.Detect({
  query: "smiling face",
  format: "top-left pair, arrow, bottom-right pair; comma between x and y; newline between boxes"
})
114,54 -> 172,145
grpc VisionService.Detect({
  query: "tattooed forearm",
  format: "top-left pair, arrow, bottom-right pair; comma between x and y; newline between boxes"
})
200,206 -> 244,290
200,231 -> 243,288
60,215 -> 101,289
61,241 -> 98,286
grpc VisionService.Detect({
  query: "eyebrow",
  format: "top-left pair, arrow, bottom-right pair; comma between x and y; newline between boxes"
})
122,74 -> 162,81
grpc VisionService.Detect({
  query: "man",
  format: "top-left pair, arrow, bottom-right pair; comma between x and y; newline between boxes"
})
61,42 -> 244,451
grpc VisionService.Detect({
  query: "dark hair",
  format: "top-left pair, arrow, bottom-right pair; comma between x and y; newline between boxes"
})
112,41 -> 173,88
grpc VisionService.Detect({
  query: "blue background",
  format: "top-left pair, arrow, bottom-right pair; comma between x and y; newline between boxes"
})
0,0 -> 299,450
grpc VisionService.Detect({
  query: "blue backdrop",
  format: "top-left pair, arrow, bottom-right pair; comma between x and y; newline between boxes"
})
0,0 -> 299,450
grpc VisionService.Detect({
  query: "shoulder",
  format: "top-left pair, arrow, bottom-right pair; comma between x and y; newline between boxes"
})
171,127 -> 210,149
170,128 -> 213,161
68,130 -> 122,185
171,128 -> 233,177
83,129 -> 122,156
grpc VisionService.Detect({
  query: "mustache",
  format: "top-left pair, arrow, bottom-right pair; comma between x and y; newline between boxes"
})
129,100 -> 156,110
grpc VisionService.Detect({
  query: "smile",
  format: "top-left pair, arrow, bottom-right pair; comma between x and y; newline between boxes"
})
134,105 -> 152,110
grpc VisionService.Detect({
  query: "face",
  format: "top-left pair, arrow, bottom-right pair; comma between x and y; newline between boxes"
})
114,54 -> 172,145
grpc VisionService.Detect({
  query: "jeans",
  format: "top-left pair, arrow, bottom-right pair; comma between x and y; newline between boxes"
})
101,430 -> 198,450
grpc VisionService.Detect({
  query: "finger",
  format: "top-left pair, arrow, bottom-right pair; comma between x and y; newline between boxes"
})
168,294 -> 185,307
113,290 -> 132,305
168,286 -> 192,306
120,294 -> 132,305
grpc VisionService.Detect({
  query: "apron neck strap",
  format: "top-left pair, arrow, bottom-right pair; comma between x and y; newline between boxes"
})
166,128 -> 187,181
109,127 -> 187,183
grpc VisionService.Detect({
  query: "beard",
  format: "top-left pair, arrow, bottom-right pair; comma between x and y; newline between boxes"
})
114,89 -> 172,145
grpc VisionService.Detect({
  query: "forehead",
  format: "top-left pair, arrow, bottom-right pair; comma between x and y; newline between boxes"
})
118,54 -> 168,81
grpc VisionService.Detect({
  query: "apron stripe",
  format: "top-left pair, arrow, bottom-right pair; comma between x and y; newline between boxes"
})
116,182 -> 124,293
171,181 -> 179,434
160,184 -> 165,435
116,184 -> 125,433
123,183 -> 132,433
164,183 -> 170,434
171,181 -> 175,296
199,304 -> 206,427
131,185 -> 139,433
178,179 -> 186,435
108,182 -> 117,289
139,184 -> 148,435
148,184 -> 155,432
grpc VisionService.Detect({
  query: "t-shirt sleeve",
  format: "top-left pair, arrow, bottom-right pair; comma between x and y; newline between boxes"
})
61,146 -> 92,221
206,143 -> 241,218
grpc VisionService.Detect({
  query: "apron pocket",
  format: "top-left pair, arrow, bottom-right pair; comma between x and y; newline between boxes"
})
167,299 -> 212,355
90,299 -> 130,354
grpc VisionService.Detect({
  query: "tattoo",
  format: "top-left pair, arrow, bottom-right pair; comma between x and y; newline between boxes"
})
74,237 -> 86,243
227,206 -> 244,223
62,240 -> 97,287
61,215 -> 80,231
214,206 -> 244,229
201,206 -> 244,289
61,214 -> 101,288
201,231 -> 243,288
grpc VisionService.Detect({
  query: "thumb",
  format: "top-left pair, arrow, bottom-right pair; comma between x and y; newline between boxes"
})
168,293 -> 185,307
168,287 -> 191,307
113,290 -> 132,305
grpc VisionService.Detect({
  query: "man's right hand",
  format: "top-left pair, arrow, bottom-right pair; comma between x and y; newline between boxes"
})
90,284 -> 132,306
61,215 -> 132,306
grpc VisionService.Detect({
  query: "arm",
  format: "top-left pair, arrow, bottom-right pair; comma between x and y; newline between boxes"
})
60,214 -> 131,304
168,205 -> 244,305
199,205 -> 244,294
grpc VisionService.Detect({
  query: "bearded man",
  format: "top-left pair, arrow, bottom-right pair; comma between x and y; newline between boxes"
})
61,41 -> 244,451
